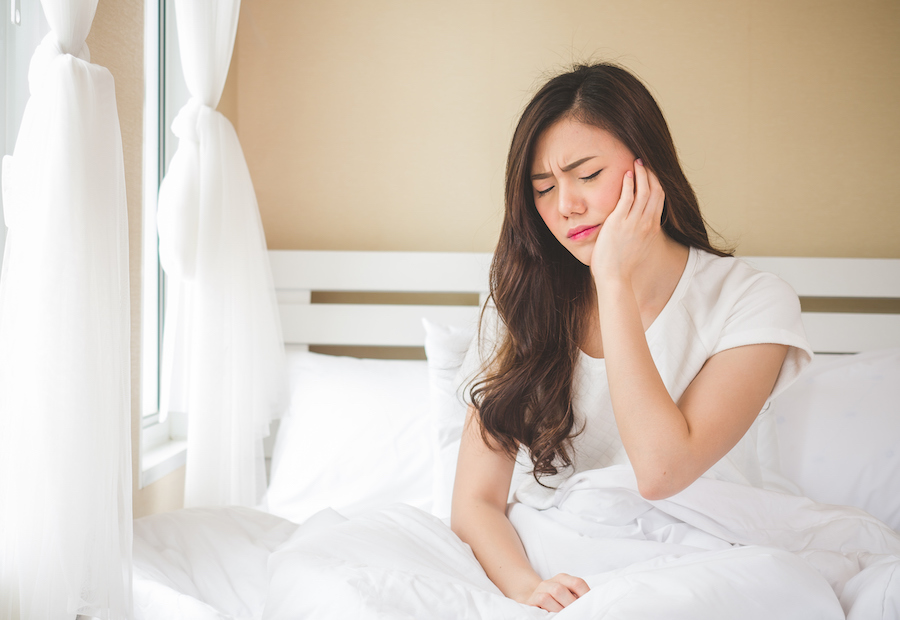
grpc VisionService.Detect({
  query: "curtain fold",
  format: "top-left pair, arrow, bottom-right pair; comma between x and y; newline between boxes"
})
0,0 -> 133,618
157,0 -> 288,508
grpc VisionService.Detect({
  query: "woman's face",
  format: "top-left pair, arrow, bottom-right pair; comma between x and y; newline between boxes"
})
530,118 -> 636,266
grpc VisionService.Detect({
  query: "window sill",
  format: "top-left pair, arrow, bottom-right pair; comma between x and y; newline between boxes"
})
141,439 -> 187,487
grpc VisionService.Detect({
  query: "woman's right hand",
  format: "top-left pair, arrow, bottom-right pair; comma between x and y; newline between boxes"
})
525,573 -> 591,612
589,158 -> 665,286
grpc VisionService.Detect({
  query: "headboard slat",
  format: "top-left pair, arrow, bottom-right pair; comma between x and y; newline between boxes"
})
741,256 -> 900,299
280,304 -> 480,347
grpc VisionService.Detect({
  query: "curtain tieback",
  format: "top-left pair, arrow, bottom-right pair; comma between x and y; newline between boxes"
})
28,33 -> 90,97
157,97 -> 217,282
1,34 -> 91,234
171,96 -> 220,144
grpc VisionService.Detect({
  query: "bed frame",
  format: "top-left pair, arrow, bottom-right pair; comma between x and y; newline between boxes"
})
269,250 -> 900,355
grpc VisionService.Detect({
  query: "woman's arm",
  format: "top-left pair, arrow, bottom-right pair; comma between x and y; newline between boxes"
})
601,282 -> 786,499
451,405 -> 589,611
592,161 -> 788,500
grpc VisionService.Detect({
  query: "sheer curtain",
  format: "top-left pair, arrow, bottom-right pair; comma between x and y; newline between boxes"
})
157,0 -> 287,508
0,0 -> 132,618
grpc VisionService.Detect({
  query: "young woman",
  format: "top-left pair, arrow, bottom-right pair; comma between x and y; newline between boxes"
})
450,63 -> 813,612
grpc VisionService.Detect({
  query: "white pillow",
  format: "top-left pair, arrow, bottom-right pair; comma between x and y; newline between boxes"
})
422,318 -> 477,520
265,348 -> 433,524
772,348 -> 900,531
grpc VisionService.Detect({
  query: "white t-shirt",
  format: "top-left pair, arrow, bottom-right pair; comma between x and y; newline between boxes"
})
462,247 -> 813,509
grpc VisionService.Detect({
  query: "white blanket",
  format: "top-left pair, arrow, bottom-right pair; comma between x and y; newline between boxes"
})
133,467 -> 900,619
511,466 -> 900,619
133,507 -> 298,620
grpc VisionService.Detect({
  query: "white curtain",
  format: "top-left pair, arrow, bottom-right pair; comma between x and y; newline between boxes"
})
157,0 -> 287,508
0,0 -> 132,618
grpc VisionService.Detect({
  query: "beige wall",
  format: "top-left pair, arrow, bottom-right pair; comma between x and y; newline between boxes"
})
231,0 -> 900,258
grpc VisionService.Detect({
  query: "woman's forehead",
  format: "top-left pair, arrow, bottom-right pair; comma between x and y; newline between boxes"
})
531,120 -> 628,170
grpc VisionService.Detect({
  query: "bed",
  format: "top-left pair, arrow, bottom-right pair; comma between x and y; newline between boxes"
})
132,250 -> 900,619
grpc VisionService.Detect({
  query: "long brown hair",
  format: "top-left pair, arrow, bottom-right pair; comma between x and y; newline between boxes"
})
471,62 -> 730,482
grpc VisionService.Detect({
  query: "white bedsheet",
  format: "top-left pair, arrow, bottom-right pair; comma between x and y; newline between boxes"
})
133,507 -> 298,620
133,467 -> 900,619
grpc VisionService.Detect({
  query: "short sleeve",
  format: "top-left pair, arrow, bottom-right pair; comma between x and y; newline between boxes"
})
711,271 -> 813,400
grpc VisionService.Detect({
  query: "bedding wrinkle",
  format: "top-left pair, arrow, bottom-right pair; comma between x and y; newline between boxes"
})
263,504 -> 547,620
256,475 -> 871,619
840,555 -> 900,619
132,507 -> 298,620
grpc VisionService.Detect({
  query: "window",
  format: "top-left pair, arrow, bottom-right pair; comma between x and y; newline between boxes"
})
1,0 -> 186,486
0,0 -> 46,268
140,0 -> 190,486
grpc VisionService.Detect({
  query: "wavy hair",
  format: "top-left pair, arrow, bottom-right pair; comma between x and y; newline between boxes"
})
471,63 -> 730,482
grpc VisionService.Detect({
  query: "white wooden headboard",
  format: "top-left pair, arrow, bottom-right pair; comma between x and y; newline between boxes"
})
269,250 -> 491,348
268,250 -> 900,354
741,256 -> 900,353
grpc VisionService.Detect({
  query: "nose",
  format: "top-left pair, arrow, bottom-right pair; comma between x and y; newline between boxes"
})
557,182 -> 585,218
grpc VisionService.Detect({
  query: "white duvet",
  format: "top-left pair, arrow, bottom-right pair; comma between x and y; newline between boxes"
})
134,466 -> 900,619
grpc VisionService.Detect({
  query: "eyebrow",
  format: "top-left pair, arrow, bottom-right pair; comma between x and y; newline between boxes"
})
530,156 -> 596,181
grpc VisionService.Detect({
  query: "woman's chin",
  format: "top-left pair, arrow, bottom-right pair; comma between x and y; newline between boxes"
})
568,246 -> 593,267
556,237 -> 594,267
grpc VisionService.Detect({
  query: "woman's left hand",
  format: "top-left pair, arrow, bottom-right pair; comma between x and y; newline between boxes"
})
590,158 -> 665,284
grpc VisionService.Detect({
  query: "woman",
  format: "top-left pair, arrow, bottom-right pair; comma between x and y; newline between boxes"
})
450,63 -> 815,612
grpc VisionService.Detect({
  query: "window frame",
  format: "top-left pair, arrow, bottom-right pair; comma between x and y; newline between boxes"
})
140,0 -> 189,487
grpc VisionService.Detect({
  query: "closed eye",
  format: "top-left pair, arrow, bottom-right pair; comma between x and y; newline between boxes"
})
580,169 -> 601,181
535,185 -> 555,197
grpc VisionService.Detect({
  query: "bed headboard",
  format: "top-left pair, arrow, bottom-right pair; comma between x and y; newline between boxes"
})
269,250 -> 900,355
269,250 -> 491,350
741,256 -> 900,353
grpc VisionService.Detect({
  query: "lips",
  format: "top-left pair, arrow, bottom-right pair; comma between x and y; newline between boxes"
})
567,224 -> 600,240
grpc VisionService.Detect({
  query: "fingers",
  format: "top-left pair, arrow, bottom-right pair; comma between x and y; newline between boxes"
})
632,158 -> 665,224
614,169 -> 635,216
556,573 -> 591,597
527,573 -> 590,612
632,158 -> 650,216
645,162 -> 665,222
530,590 -> 565,612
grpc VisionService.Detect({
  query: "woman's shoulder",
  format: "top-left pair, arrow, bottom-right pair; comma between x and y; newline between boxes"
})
687,248 -> 798,308
676,248 -> 805,344
684,248 -> 812,398
681,247 -> 809,357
